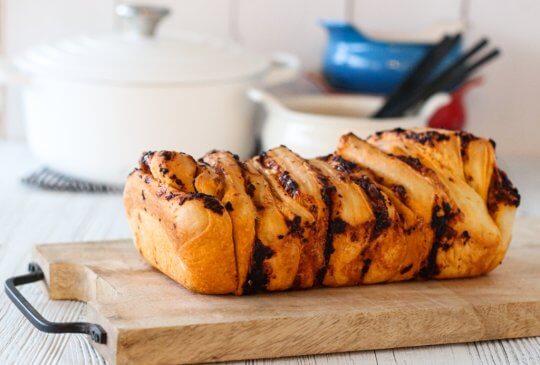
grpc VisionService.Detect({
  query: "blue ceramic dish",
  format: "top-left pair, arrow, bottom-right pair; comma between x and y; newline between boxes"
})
321,20 -> 461,95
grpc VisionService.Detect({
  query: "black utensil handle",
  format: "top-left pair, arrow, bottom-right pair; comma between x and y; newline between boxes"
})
4,262 -> 107,344
373,33 -> 461,118
376,37 -> 491,118
381,47 -> 501,118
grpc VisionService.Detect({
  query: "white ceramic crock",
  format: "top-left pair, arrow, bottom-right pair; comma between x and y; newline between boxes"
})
250,90 -> 450,158
0,4 -> 300,185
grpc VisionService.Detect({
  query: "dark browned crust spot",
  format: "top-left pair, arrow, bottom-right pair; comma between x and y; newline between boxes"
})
159,166 -> 169,175
178,192 -> 225,215
353,176 -> 390,241
319,173 -> 334,206
141,190 -> 145,201
139,151 -> 155,172
164,192 -> 178,201
226,153 -> 259,207
408,130 -> 450,145
158,151 -> 173,161
242,239 -> 274,294
374,127 -> 404,138
257,152 -> 272,168
317,216 -> 344,283
197,158 -> 210,166
277,234 -> 284,239
257,152 -> 305,201
487,167 -> 520,213
458,131 -> 479,160
461,230 -> 470,244
244,179 -> 256,197
330,155 -> 358,174
225,201 -> 234,211
361,258 -> 372,278
330,217 -> 347,234
212,163 -> 226,177
394,155 -> 427,174
391,184 -> 408,203
170,174 -> 185,189
278,171 -> 300,197
286,216 -> 303,236
420,201 -> 458,278
144,176 -> 152,184
200,195 -> 224,214
315,173 -> 337,285
400,264 -> 413,275
380,128 -> 451,146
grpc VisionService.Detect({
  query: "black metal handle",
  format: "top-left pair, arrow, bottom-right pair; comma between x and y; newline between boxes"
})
4,262 -> 107,344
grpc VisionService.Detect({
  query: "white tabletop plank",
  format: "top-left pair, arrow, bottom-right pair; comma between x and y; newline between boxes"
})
0,141 -> 538,365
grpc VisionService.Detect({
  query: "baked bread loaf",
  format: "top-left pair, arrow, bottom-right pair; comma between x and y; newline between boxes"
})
124,128 -> 520,294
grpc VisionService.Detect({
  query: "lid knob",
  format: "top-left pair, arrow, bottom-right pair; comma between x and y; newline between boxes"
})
116,4 -> 170,37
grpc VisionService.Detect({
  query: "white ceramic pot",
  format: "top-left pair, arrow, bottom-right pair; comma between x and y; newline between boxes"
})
250,90 -> 451,157
0,4 -> 300,185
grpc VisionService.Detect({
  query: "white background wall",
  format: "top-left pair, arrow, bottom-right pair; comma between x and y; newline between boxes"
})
1,0 -> 539,157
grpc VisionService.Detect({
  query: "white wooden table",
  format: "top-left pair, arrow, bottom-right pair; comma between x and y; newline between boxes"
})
1,141 -> 539,365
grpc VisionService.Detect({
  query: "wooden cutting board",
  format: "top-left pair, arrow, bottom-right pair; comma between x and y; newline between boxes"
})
33,240 -> 540,365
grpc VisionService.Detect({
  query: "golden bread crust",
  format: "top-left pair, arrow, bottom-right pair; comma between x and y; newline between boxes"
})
124,170 -> 237,294
123,128 -> 520,294
201,151 -> 257,294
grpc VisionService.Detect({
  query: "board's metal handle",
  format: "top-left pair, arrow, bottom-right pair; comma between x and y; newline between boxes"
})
4,262 -> 107,344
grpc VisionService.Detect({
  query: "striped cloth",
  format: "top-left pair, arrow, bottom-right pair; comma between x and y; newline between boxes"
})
22,167 -> 122,193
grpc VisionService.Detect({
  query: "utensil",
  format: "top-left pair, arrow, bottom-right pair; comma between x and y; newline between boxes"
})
250,89 -> 450,157
375,38 -> 499,118
320,20 -> 462,94
373,33 -> 462,118
0,4 -> 300,184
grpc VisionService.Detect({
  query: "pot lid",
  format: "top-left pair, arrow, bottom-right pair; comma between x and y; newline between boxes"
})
14,4 -> 270,84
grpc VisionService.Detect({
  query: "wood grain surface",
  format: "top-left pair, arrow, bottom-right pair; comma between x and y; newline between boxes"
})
30,239 -> 540,365
1,142 -> 539,365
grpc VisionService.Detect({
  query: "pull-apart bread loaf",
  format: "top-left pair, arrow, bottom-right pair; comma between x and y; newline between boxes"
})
124,128 -> 520,294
